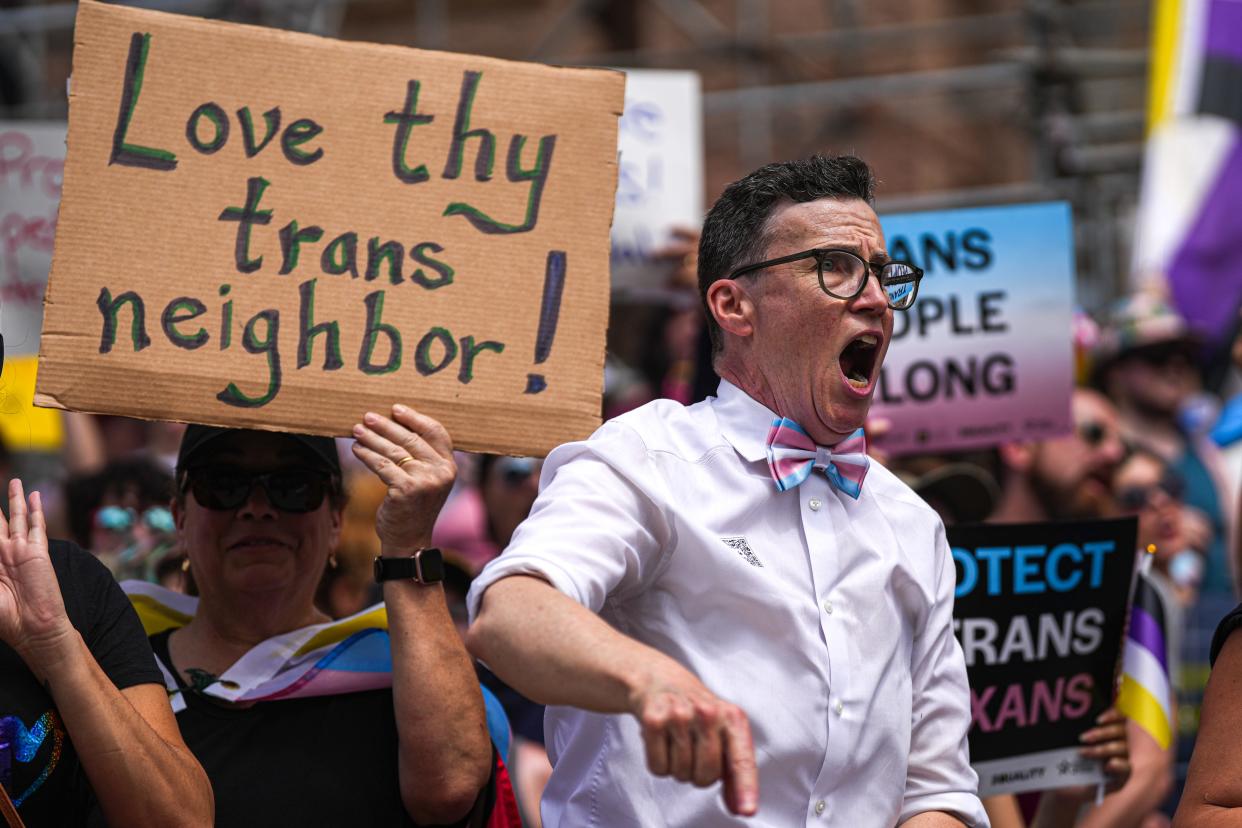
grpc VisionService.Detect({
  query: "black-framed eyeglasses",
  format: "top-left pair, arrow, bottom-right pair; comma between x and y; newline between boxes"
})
182,466 -> 335,513
726,248 -> 923,310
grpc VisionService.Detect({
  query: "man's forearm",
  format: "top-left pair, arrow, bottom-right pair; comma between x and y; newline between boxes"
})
30,632 -> 212,827
385,577 -> 492,825
467,574 -> 681,712
469,574 -> 762,817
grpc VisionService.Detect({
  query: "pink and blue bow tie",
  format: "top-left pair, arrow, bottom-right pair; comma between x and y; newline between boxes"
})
765,417 -> 870,499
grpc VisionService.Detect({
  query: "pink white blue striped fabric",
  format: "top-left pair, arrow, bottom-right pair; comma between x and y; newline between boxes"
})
765,417 -> 870,498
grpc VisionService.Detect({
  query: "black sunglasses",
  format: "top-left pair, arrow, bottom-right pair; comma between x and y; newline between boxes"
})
1130,342 -> 1198,368
1076,420 -> 1120,448
726,247 -> 923,310
1117,473 -> 1186,511
183,466 -> 335,513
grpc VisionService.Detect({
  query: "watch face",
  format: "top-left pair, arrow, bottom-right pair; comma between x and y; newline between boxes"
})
418,550 -> 446,583
373,557 -> 385,582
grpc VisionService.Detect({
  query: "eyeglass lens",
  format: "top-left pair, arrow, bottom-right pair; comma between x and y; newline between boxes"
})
189,467 -> 329,513
819,251 -> 918,309
882,265 -> 919,309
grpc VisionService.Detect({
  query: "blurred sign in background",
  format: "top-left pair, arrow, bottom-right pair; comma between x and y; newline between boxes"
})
0,121 -> 64,451
874,202 -> 1076,455
610,69 -> 703,301
0,121 -> 62,357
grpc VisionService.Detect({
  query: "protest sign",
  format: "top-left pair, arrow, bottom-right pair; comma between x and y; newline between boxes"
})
872,202 -> 1075,455
0,122 -> 65,357
610,69 -> 702,300
35,1 -> 624,456
948,517 -> 1137,797
0,357 -> 64,452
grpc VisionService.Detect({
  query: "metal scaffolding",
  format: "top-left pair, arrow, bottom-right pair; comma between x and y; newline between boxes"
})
0,0 -> 1150,308
515,0 -> 1150,309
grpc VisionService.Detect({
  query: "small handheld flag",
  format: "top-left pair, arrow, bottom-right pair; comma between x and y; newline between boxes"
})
1116,546 -> 1175,749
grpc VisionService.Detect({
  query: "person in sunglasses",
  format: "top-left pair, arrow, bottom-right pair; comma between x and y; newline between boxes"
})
467,156 -> 987,826
137,406 -> 505,827
990,388 -> 1129,524
1116,447 -> 1203,606
432,455 -> 543,573
1093,295 -> 1234,815
1093,295 -> 1231,597
979,396 -> 1143,826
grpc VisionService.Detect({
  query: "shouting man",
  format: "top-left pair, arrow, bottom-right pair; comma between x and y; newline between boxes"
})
467,156 -> 986,827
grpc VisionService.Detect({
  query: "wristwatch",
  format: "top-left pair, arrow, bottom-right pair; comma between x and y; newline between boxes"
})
373,548 -> 446,584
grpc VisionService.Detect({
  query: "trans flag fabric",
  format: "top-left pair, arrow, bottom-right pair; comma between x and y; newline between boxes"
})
1117,568 -> 1175,750
121,581 -> 512,759
124,580 -> 392,708
765,418 -> 869,498
1133,0 -> 1242,346
123,581 -> 521,826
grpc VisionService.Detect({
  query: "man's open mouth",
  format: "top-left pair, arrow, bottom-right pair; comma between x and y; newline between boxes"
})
839,333 -> 880,389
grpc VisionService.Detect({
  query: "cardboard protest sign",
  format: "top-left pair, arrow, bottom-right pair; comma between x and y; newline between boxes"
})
0,122 -> 65,357
35,1 -> 624,456
610,70 -> 702,300
948,517 -> 1137,797
873,202 -> 1075,455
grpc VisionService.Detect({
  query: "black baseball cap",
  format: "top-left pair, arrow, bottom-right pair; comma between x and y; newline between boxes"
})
176,425 -> 341,477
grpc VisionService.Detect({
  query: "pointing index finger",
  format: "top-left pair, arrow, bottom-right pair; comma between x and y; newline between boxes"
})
721,709 -> 759,816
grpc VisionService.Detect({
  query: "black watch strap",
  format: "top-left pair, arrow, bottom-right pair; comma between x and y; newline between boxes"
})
373,548 -> 445,584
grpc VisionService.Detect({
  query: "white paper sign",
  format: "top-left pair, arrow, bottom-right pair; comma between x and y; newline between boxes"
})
0,122 -> 65,356
610,70 -> 702,300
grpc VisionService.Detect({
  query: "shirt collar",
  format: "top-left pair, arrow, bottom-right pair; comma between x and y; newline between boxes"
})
712,379 -> 777,464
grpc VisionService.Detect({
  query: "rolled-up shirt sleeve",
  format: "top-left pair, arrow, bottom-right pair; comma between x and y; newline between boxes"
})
899,522 -> 989,827
467,420 -> 672,620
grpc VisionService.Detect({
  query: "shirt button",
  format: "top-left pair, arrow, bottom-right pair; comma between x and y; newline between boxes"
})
822,599 -> 834,615
815,800 -> 826,815
808,498 -> 822,511
834,699 -> 844,716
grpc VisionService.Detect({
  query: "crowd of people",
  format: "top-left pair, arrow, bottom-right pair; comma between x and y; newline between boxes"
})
3,153 -> 1242,827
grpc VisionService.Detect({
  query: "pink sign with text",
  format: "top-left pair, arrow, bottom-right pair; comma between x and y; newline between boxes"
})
872,202 -> 1075,455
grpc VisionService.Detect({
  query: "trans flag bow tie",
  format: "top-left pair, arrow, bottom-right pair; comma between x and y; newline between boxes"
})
765,418 -> 870,499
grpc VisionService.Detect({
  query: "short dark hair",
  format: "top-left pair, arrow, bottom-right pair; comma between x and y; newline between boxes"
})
697,155 -> 877,354
65,457 -> 175,549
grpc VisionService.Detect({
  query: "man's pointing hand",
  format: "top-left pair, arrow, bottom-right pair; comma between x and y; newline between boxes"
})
630,662 -> 760,816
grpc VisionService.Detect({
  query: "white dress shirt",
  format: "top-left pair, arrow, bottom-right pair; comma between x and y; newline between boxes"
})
468,381 -> 987,827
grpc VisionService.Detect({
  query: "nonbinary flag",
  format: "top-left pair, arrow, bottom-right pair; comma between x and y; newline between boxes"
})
1132,0 -> 1242,346
1116,565 -> 1175,750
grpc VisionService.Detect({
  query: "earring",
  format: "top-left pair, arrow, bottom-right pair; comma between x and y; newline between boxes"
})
328,553 -> 338,569
181,557 -> 191,573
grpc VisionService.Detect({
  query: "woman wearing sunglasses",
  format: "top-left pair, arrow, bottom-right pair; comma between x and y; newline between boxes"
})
1041,446 -> 1191,828
136,406 -> 508,827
